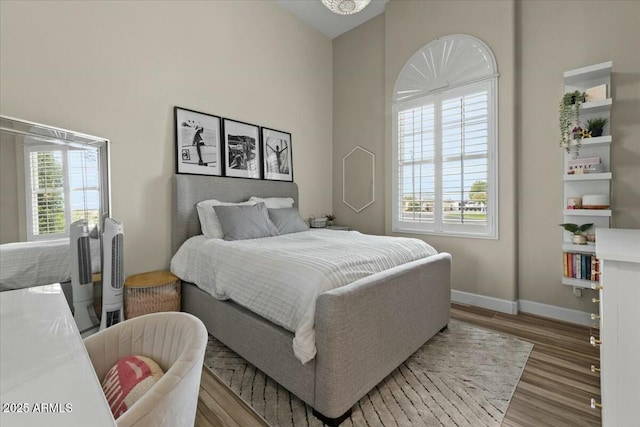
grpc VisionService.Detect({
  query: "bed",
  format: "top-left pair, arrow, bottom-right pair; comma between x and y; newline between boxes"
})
171,175 -> 451,424
0,237 -> 101,291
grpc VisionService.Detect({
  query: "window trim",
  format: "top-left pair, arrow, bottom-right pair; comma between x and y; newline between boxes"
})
23,145 -> 101,241
392,79 -> 498,239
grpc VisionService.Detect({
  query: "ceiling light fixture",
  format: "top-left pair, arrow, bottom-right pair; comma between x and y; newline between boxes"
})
321,0 -> 372,15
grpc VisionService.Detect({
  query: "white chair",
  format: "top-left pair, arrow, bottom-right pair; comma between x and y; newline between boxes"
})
83,312 -> 208,427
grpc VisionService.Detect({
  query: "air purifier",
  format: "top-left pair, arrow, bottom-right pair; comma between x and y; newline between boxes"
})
100,217 -> 124,330
70,219 -> 99,336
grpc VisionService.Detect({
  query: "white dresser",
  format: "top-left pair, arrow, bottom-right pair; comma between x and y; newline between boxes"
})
0,284 -> 116,427
593,228 -> 640,426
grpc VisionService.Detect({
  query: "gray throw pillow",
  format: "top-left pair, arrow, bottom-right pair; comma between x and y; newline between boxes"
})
213,202 -> 279,241
268,208 -> 309,235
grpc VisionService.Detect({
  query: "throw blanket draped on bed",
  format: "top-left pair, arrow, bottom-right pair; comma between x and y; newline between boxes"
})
171,229 -> 437,364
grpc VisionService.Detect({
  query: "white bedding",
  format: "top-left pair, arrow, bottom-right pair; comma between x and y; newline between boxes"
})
0,238 -> 101,291
170,229 -> 437,363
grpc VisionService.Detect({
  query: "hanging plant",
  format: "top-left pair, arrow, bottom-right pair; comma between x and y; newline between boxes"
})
559,91 -> 585,155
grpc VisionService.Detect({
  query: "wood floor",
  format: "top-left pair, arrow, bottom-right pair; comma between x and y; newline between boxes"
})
195,303 -> 602,426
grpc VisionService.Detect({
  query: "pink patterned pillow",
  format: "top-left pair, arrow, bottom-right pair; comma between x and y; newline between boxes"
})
101,355 -> 164,419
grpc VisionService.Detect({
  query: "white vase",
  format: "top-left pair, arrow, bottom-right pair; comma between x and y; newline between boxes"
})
572,234 -> 587,245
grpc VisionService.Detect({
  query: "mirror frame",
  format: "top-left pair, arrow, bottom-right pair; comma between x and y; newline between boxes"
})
0,114 -> 111,240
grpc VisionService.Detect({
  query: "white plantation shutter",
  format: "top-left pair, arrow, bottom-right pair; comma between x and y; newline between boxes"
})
25,146 -> 100,240
68,149 -> 100,224
27,148 -> 67,239
397,102 -> 436,225
393,80 -> 497,238
392,34 -> 498,238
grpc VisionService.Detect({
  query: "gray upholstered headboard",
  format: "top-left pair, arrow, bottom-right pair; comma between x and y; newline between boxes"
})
172,175 -> 299,254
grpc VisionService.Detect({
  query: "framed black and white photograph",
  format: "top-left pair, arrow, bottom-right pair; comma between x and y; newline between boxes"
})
223,118 -> 261,179
262,127 -> 293,182
175,107 -> 222,176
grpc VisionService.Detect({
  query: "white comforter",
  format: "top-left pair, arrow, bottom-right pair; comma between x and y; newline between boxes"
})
170,229 -> 437,363
0,238 -> 101,291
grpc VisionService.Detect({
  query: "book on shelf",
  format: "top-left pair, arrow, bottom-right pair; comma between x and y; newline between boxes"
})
563,252 -> 599,281
587,254 -> 592,280
569,252 -> 574,277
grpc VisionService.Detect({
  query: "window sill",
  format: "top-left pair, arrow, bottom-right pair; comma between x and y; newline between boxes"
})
391,227 -> 498,240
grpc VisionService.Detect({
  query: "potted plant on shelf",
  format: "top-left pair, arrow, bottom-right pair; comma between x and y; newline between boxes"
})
586,117 -> 608,138
559,91 -> 585,154
559,223 -> 593,245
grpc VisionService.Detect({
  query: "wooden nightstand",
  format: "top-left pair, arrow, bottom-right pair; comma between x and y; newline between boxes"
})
326,225 -> 351,231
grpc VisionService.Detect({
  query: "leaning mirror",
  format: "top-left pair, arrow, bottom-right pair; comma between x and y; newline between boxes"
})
0,115 -> 110,291
343,146 -> 375,212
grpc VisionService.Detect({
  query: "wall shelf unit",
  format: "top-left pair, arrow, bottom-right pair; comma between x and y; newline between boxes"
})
577,135 -> 611,148
562,61 -> 616,426
580,98 -> 612,113
563,173 -> 611,182
562,277 -> 597,289
561,61 -> 612,290
563,209 -> 611,217
562,243 -> 596,254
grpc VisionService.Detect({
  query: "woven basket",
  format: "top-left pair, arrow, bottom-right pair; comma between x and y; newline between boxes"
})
124,271 -> 181,319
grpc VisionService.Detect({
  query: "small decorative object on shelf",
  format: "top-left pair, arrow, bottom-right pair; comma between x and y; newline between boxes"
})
559,223 -> 594,245
559,90 -> 585,154
586,117 -> 608,138
567,156 -> 603,175
585,84 -> 607,101
571,125 -> 591,140
582,194 -> 610,209
567,197 -> 582,209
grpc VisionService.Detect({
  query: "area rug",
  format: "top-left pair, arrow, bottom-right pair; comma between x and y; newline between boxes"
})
203,319 -> 532,426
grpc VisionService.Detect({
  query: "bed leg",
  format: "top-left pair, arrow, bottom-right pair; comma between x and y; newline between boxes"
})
312,408 -> 352,426
439,324 -> 448,333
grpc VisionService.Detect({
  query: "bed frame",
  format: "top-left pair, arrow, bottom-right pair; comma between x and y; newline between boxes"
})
172,175 -> 451,424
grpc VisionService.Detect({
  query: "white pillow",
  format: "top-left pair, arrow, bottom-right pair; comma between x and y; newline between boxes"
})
196,199 -> 256,239
249,196 -> 294,209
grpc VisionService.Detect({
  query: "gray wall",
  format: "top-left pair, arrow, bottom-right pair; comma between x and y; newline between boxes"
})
333,0 -> 640,311
0,132 -> 19,243
517,0 -> 640,311
1,0 -> 333,275
333,14 -> 386,236
334,0 -> 518,302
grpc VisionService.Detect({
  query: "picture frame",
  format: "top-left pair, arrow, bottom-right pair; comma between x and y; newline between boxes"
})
222,118 -> 261,179
174,107 -> 222,176
261,127 -> 293,182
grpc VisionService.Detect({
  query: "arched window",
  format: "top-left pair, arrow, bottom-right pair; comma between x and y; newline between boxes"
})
392,34 -> 498,238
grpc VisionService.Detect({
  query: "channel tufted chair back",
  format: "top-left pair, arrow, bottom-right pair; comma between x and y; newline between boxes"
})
83,312 -> 208,427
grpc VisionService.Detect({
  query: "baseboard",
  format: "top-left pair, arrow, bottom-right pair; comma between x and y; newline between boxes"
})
451,290 -> 593,327
518,299 -> 593,327
451,290 -> 518,315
